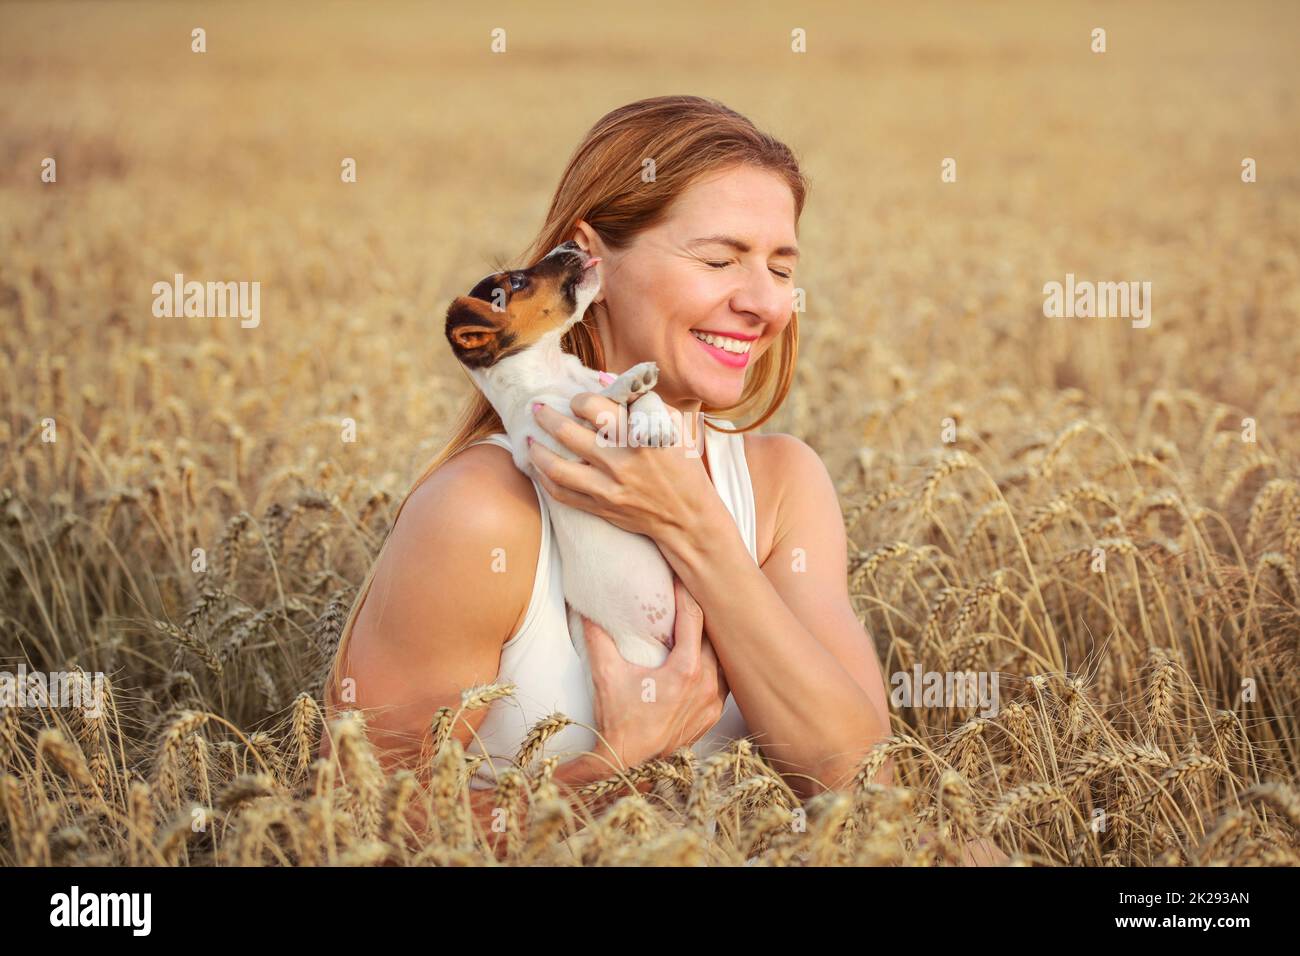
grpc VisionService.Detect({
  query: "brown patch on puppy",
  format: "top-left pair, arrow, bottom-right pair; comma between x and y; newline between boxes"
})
445,251 -> 586,369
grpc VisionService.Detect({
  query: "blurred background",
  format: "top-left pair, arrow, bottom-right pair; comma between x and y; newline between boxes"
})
4,1 -> 1297,485
1,1 -> 1298,866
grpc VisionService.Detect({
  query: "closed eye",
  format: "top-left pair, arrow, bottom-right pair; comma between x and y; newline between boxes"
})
707,260 -> 793,280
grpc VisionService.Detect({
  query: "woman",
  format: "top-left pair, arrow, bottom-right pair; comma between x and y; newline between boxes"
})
321,94 -> 896,847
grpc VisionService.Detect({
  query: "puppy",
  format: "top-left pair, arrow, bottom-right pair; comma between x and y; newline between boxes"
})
444,240 -> 688,691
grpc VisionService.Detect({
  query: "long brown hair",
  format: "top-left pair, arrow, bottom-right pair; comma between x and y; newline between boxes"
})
325,94 -> 809,705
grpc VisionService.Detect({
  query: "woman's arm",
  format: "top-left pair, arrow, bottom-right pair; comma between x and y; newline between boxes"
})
322,446 -> 538,768
659,433 -> 892,799
324,444 -> 661,861
526,403 -> 893,801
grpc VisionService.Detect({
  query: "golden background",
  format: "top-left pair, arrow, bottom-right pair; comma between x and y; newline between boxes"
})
1,1 -> 1297,865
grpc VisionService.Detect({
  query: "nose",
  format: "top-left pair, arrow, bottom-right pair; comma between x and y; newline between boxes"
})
730,268 -> 790,327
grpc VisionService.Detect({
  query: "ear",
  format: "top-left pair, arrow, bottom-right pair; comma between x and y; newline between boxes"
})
572,220 -> 606,304
445,297 -> 500,367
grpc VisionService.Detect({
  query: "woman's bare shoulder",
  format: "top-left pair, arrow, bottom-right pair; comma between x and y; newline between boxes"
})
742,430 -> 827,477
362,440 -> 544,657
406,439 -> 542,537
741,431 -> 833,565
327,441 -> 545,759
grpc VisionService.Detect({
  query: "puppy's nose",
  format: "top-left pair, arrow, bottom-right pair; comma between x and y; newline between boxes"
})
548,240 -> 582,259
544,239 -> 591,274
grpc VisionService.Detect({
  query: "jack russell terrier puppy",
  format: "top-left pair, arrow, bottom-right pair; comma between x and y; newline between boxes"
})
444,239 -> 691,695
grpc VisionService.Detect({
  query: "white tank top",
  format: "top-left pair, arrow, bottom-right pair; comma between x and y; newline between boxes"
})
463,413 -> 758,789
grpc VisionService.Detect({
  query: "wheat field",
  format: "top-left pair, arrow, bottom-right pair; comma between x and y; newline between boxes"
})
1,1 -> 1298,866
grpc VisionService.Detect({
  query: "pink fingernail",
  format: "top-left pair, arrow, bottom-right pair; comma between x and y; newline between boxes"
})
599,371 -> 615,385
532,402 -> 542,413
526,436 -> 533,446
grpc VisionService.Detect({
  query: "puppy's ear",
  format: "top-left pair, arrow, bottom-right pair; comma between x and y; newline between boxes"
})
445,296 -> 502,368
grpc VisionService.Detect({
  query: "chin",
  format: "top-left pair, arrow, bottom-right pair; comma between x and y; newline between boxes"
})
688,376 -> 746,409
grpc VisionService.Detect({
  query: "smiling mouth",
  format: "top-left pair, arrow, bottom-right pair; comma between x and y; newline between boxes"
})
690,329 -> 753,354
690,329 -> 754,367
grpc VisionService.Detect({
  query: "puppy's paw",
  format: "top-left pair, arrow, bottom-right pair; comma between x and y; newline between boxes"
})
627,361 -> 658,395
599,361 -> 659,404
627,392 -> 679,447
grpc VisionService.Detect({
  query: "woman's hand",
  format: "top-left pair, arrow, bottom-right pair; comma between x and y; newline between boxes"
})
582,577 -> 730,769
526,390 -> 728,549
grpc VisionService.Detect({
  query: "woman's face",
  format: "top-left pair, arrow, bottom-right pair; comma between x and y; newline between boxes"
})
573,164 -> 799,411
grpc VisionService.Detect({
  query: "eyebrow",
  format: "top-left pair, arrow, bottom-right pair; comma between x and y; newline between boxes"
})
688,234 -> 799,258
